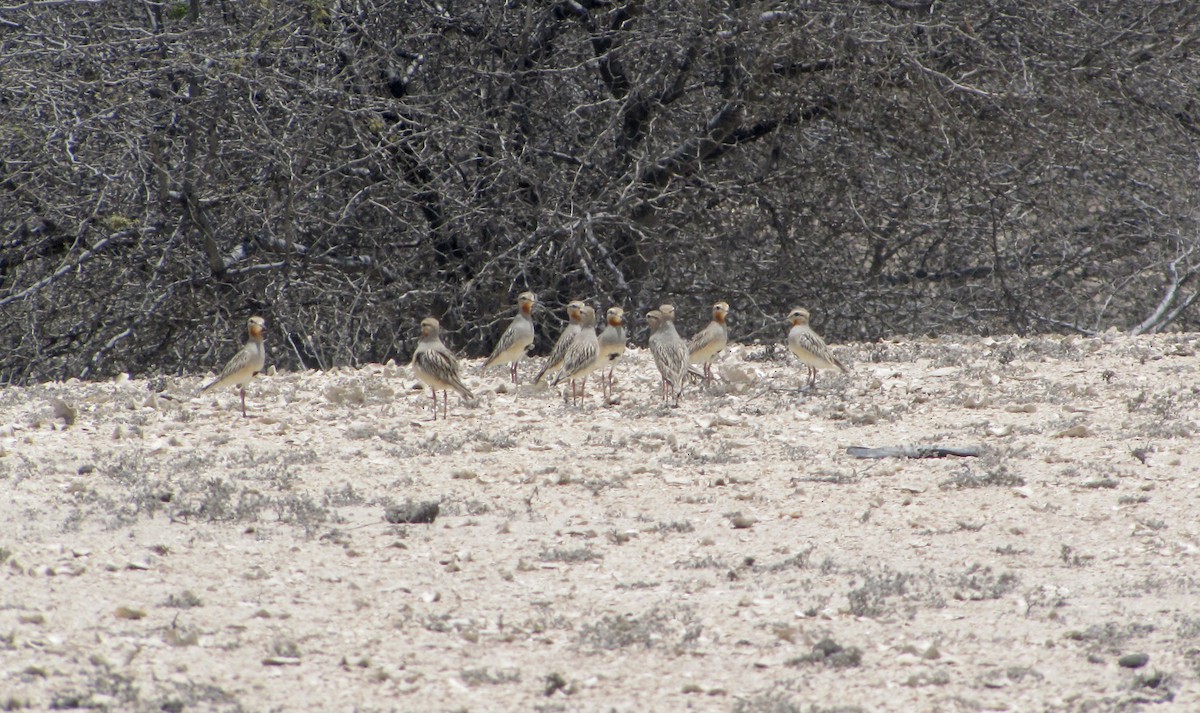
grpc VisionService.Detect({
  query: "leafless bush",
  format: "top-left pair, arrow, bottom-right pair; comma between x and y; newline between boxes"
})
3,1 -> 1198,384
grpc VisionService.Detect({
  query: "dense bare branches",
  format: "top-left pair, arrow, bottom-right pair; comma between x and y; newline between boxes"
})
2,0 -> 1197,383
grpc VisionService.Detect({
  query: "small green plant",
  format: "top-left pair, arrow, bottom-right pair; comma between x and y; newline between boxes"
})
786,636 -> 863,669
847,567 -> 915,617
952,564 -> 1019,601
539,547 -> 602,564
577,607 -> 700,652
1064,622 -> 1155,654
939,465 -> 1024,489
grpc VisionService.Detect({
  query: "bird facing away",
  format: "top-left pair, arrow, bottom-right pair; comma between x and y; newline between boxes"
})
648,304 -> 688,407
201,315 -> 267,418
552,305 -> 599,405
786,307 -> 848,389
411,317 -> 475,420
597,306 -> 627,402
533,300 -> 585,383
688,301 -> 730,384
480,291 -> 536,383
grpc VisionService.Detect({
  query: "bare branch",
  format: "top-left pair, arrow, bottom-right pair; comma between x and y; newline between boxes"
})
1131,255 -> 1200,335
0,0 -> 104,10
0,233 -> 120,308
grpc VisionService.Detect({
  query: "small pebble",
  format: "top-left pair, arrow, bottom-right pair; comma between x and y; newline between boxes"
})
1118,653 -> 1149,669
385,501 -> 440,524
730,514 -> 757,529
1055,425 -> 1089,438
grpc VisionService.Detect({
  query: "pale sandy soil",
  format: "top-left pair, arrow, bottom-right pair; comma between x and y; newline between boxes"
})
2,331 -> 1199,712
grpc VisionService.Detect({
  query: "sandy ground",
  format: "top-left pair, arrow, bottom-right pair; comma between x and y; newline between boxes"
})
2,330 -> 1199,712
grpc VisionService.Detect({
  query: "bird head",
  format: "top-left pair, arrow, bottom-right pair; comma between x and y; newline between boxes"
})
517,292 -> 536,315
566,300 -> 586,323
786,308 -> 810,327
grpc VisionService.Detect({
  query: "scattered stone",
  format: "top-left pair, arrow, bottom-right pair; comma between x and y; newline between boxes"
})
718,364 -> 755,384
610,530 -> 635,545
324,384 -> 365,405
962,395 -> 989,409
165,628 -> 199,647
384,501 -> 440,524
1055,425 -> 1090,438
344,422 -> 376,439
1118,653 -> 1149,669
544,672 -> 568,696
2,336 -> 1197,711
696,409 -> 742,429
728,513 -> 757,529
51,398 -> 77,426
848,445 -> 981,459
787,636 -> 863,669
262,657 -> 302,666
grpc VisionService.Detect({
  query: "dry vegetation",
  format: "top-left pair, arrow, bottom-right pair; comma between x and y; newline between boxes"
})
2,331 -> 1199,711
3,0 -> 1200,383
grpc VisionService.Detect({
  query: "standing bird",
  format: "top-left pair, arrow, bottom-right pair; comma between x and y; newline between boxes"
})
552,305 -> 599,405
200,315 -> 267,418
411,317 -> 475,420
596,306 -> 627,402
687,301 -> 730,385
648,304 -> 689,407
479,291 -> 536,383
533,300 -> 585,384
786,307 -> 848,389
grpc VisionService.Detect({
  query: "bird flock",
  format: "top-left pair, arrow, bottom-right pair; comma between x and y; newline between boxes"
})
201,297 -> 848,420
